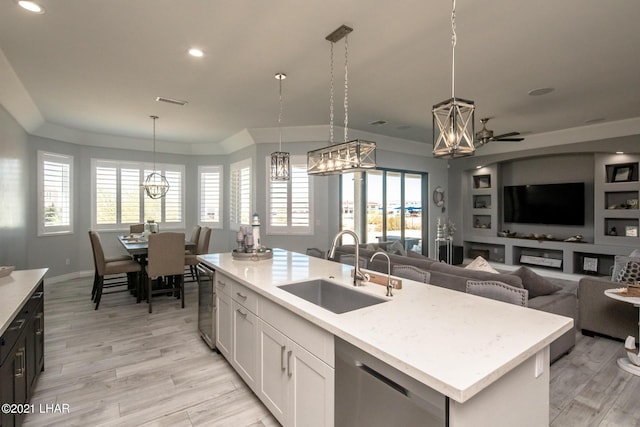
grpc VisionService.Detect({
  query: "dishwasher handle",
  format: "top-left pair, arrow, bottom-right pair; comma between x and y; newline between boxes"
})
356,362 -> 409,397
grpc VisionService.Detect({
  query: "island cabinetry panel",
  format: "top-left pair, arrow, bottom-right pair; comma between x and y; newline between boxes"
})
258,319 -> 334,427
231,299 -> 259,390
215,279 -> 232,359
0,278 -> 45,427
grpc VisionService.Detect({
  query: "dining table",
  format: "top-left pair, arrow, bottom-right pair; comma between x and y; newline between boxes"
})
118,233 -> 196,257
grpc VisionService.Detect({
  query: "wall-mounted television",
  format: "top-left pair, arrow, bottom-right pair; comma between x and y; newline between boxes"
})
503,182 -> 585,226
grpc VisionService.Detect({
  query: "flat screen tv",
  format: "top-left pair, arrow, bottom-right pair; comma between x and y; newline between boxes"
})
503,182 -> 585,226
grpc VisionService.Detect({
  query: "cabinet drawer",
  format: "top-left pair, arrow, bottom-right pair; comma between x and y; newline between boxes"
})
0,313 -> 28,366
232,282 -> 259,314
215,274 -> 232,296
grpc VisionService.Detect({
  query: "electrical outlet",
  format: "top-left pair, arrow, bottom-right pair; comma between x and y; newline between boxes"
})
65,258 -> 70,265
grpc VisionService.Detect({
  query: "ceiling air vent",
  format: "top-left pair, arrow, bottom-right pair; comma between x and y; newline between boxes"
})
155,96 -> 188,106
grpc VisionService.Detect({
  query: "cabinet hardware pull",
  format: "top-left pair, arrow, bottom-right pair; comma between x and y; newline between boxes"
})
280,346 -> 286,371
15,347 -> 25,378
287,350 -> 293,377
36,313 -> 44,335
236,308 -> 247,317
31,291 -> 44,299
236,292 -> 247,299
8,318 -> 26,331
217,280 -> 227,287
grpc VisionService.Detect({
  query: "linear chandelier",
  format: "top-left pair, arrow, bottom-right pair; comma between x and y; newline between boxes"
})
432,0 -> 475,159
143,115 -> 170,199
307,25 -> 376,176
271,72 -> 290,181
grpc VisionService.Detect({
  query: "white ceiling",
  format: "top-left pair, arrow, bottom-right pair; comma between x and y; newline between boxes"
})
1,0 -> 639,152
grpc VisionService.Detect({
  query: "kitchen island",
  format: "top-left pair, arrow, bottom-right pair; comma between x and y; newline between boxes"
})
199,249 -> 572,427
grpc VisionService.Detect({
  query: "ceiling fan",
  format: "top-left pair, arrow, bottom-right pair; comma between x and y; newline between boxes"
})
475,117 -> 524,147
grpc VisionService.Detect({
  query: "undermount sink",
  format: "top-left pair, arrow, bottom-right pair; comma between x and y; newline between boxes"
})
278,279 -> 387,314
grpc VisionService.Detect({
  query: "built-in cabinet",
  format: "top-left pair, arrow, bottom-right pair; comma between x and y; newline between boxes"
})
215,272 -> 334,427
0,280 -> 45,427
463,155 -> 640,276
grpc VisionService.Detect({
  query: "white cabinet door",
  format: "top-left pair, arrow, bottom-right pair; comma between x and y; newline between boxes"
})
215,288 -> 232,359
232,300 -> 259,390
288,342 -> 334,427
258,320 -> 288,425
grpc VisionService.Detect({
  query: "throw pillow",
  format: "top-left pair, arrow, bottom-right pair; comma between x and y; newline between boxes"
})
388,240 -> 407,257
611,255 -> 640,281
615,260 -> 640,284
465,256 -> 500,274
509,266 -> 562,299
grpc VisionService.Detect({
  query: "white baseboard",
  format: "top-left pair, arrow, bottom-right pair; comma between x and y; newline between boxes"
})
45,270 -> 93,284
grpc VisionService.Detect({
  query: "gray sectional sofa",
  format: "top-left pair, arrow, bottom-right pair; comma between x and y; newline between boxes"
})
578,276 -> 638,341
332,244 -> 578,362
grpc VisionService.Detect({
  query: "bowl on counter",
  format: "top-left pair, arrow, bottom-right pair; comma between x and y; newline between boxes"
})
0,266 -> 15,278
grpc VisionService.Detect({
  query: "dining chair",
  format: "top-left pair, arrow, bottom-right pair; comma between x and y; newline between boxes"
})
89,230 -> 142,310
466,280 -> 529,307
146,232 -> 186,313
186,225 -> 202,254
392,264 -> 431,283
88,231 -> 133,301
129,223 -> 145,233
185,226 -> 211,281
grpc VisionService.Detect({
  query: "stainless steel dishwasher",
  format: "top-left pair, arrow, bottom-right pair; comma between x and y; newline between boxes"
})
197,263 -> 217,351
335,337 -> 449,427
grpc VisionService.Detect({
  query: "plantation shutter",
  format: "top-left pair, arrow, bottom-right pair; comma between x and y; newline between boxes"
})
39,151 -> 73,235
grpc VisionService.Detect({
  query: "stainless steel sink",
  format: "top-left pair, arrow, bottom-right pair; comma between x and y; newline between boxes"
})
278,279 -> 387,314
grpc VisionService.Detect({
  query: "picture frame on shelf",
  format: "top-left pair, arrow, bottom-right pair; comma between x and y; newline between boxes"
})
582,256 -> 599,274
474,175 -> 491,189
625,225 -> 638,237
612,164 -> 633,182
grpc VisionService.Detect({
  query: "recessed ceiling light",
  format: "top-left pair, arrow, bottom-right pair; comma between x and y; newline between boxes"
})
616,151 -> 624,155
475,165 -> 483,169
188,48 -> 204,58
156,96 -> 188,106
527,87 -> 555,96
17,1 -> 45,13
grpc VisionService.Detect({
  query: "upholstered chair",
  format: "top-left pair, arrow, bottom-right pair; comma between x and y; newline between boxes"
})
392,265 -> 431,283
129,223 -> 145,233
185,227 -> 212,281
146,232 -> 186,313
89,230 -> 141,310
466,280 -> 529,307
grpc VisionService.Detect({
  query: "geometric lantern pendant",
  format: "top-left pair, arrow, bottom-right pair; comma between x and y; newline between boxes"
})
432,97 -> 475,159
270,151 -> 290,181
144,171 -> 170,199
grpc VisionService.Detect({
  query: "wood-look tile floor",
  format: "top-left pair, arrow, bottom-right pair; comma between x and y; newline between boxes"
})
23,277 -> 278,427
23,276 -> 640,426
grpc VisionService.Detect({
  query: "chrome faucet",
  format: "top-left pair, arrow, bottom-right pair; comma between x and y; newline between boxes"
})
327,229 -> 368,286
370,251 -> 393,297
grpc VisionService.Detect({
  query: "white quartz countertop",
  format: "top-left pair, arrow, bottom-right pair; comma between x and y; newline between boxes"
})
198,249 -> 573,403
0,268 -> 48,336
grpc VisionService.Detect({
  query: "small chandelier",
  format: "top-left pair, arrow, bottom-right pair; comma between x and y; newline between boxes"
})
432,0 -> 475,159
270,72 -> 290,181
143,115 -> 170,199
307,25 -> 376,176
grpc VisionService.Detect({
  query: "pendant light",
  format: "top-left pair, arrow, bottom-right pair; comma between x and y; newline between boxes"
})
307,25 -> 376,176
270,72 -> 290,181
143,115 -> 170,199
432,0 -> 475,159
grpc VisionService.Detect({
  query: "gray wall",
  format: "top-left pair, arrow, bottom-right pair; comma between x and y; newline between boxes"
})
0,105 -> 29,268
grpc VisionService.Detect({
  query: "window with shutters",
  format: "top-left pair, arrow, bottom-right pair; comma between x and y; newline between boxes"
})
38,151 -> 73,236
91,159 -> 185,230
266,155 -> 313,235
198,165 -> 223,228
230,158 -> 252,230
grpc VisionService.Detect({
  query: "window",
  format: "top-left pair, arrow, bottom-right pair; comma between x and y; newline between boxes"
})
230,158 -> 252,230
198,165 -> 223,228
266,156 -> 313,235
91,159 -> 185,230
38,151 -> 73,236
341,169 -> 426,254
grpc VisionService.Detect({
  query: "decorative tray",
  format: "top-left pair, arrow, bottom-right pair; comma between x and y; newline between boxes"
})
0,266 -> 16,278
232,249 -> 273,261
613,286 -> 640,297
